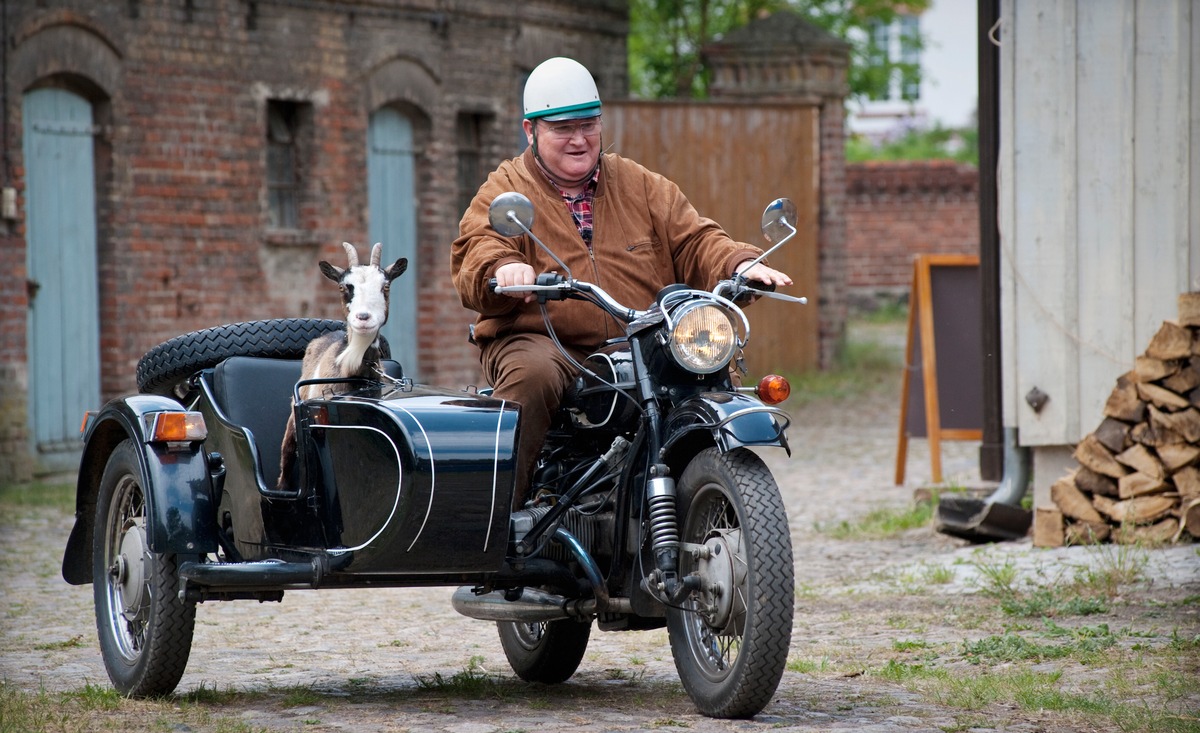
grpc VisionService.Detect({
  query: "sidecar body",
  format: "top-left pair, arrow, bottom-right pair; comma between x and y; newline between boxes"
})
63,351 -> 520,599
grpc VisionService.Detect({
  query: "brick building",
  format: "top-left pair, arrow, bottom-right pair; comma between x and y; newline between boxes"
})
844,160 -> 980,311
0,0 -> 627,479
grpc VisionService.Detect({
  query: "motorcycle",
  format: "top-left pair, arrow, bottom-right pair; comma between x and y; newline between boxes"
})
61,193 -> 804,718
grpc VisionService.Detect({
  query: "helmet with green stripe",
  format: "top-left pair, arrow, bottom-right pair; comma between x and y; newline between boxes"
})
523,57 -> 601,121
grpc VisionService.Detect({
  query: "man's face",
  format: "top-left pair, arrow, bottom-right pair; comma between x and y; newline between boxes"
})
524,116 -> 602,185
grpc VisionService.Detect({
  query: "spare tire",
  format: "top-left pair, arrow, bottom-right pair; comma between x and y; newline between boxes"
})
136,319 -> 346,396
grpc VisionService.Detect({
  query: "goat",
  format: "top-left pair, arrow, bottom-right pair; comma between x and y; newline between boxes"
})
276,241 -> 408,491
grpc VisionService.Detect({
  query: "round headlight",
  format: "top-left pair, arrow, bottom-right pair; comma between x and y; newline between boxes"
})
669,302 -> 737,373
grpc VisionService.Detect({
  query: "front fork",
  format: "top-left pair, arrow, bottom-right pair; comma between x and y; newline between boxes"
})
629,339 -> 700,604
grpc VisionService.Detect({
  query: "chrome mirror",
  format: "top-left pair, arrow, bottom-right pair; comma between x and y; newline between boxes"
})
760,198 -> 797,247
489,192 -> 535,238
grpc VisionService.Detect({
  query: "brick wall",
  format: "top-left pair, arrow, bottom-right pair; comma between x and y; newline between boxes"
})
844,160 -> 980,311
1,0 -> 627,479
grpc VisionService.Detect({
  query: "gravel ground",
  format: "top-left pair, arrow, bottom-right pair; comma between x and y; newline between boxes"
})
2,323 -> 1198,732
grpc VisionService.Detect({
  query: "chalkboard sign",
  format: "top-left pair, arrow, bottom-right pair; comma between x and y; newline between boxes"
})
894,254 -> 983,484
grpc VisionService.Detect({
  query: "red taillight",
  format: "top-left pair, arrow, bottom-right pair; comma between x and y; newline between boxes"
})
756,374 -> 790,405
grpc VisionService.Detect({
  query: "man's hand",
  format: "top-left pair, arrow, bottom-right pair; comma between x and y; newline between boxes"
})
494,262 -> 538,303
735,261 -> 793,288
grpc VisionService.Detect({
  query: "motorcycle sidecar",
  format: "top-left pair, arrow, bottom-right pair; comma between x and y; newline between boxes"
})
64,350 -> 521,605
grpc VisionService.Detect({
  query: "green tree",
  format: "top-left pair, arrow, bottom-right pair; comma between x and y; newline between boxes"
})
628,0 -> 930,101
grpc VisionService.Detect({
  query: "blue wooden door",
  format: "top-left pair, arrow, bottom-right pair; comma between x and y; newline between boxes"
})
367,108 -> 419,377
22,88 -> 101,463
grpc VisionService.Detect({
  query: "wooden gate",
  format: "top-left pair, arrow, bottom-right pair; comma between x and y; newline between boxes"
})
604,101 -> 820,375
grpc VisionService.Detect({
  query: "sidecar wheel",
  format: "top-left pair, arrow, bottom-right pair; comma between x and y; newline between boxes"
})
136,318 -> 349,396
666,447 -> 794,719
93,440 -> 196,697
497,619 -> 591,684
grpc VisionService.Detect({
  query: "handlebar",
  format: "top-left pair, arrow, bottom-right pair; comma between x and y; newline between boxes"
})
489,273 -> 806,324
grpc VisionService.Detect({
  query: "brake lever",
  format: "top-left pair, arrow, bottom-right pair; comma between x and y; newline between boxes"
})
741,287 -> 807,305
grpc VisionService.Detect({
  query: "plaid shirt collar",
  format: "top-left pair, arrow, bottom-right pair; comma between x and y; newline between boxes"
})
540,164 -> 601,246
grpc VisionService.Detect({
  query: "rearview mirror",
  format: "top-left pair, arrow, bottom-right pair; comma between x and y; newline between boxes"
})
489,192 -> 535,238
760,198 -> 797,247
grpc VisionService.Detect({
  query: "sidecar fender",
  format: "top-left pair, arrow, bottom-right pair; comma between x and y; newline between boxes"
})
63,395 -> 215,585
661,392 -> 791,465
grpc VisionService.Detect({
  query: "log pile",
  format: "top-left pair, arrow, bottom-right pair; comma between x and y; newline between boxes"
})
1036,293 -> 1200,547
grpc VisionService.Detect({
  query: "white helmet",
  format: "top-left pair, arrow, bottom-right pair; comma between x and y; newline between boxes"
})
523,57 -> 601,121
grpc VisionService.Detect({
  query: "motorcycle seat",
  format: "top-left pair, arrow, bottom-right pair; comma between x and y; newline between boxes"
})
212,357 -> 303,480
212,356 -> 403,482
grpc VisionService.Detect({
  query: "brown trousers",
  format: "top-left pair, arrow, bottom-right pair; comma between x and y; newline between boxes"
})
482,333 -> 592,509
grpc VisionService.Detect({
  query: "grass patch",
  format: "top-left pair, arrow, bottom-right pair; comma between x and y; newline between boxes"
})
1072,542 -> 1149,595
413,656 -> 510,698
0,480 -> 74,510
33,635 -> 86,651
969,555 -> 1111,617
962,625 -> 1118,664
787,656 -> 832,674
816,501 -> 934,540
871,660 -> 1199,732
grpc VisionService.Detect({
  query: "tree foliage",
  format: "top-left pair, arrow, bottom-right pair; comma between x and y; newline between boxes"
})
628,0 -> 931,101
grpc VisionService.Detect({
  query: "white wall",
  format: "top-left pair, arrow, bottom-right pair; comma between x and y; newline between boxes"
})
846,0 -> 979,138
920,0 -> 979,128
997,0 -> 1200,506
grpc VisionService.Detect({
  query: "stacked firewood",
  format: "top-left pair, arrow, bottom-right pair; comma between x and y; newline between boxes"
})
1036,293 -> 1200,546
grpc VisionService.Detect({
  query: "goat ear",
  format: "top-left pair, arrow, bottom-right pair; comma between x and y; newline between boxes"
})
319,261 -> 344,282
386,258 -> 408,282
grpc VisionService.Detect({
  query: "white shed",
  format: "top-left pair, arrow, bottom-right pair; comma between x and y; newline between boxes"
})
997,0 -> 1200,508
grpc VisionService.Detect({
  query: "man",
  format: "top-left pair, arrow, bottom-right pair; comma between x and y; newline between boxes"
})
452,56 -> 792,508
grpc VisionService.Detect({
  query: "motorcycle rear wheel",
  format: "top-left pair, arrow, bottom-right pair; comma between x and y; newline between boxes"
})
666,447 -> 794,718
497,618 -> 591,684
93,440 -> 196,697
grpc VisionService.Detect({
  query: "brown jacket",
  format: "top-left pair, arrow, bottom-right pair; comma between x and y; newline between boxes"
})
453,147 -> 763,348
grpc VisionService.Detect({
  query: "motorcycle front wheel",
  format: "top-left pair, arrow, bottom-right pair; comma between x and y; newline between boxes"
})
497,618 -> 591,684
93,440 -> 196,697
666,447 -> 794,718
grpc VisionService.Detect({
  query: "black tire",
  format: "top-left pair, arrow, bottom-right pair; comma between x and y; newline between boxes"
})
666,447 -> 794,719
93,440 -> 196,697
497,619 -> 591,684
136,318 -> 346,396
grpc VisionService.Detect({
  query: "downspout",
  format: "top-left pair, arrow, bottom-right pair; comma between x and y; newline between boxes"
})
988,426 -> 1030,506
933,1 -> 1031,541
979,0 -> 1030,508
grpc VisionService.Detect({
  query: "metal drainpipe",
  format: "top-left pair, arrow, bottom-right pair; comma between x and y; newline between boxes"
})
986,427 -> 1031,507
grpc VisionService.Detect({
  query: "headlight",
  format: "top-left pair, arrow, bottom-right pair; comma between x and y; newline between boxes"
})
669,302 -> 737,373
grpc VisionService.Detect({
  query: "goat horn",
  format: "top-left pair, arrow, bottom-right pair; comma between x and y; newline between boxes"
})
341,242 -> 359,267
370,243 -> 383,267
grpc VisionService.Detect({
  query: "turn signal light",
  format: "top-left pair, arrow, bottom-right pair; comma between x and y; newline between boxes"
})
756,374 -> 790,405
147,412 -> 208,442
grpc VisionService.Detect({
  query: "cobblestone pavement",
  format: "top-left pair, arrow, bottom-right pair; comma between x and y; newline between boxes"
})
3,324 -> 1198,732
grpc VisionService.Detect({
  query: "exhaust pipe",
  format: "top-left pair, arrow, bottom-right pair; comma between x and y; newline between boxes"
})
451,586 -> 631,622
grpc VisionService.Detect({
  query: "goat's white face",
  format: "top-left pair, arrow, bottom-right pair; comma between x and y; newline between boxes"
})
318,243 -> 407,343
340,265 -> 390,337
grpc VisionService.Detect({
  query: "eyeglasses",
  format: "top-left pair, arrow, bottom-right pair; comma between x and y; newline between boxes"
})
540,119 -> 602,140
